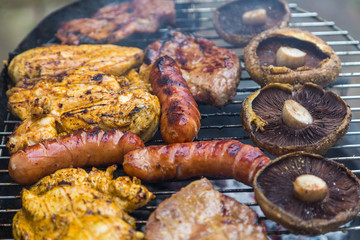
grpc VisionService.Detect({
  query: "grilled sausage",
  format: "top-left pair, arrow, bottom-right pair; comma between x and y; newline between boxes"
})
9,128 -> 144,185
123,139 -> 271,186
149,55 -> 201,144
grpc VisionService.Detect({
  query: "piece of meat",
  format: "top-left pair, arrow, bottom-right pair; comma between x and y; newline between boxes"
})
123,139 -> 270,186
140,31 -> 241,106
149,55 -> 201,144
56,0 -> 176,45
7,69 -> 160,153
9,128 -> 145,185
145,178 -> 267,240
7,44 -> 144,84
13,166 -> 152,240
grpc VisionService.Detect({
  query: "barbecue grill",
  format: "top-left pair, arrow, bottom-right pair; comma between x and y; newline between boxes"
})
1,0 -> 360,239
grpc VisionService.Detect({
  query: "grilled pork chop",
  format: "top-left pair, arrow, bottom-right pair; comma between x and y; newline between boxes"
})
13,166 -> 153,240
146,178 -> 267,240
140,31 -> 241,106
56,0 -> 176,45
6,70 -> 160,153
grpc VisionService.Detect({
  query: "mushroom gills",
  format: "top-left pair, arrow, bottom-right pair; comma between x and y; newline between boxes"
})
293,174 -> 328,203
276,46 -> 307,69
242,9 -> 267,25
282,99 -> 313,129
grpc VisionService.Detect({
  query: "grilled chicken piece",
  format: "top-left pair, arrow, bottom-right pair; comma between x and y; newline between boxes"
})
146,178 -> 267,240
8,44 -> 143,84
13,166 -> 153,240
56,0 -> 176,45
7,70 -> 160,153
30,165 -> 154,213
140,31 -> 241,106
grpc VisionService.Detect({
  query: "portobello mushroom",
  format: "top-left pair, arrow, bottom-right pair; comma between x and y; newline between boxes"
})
213,0 -> 290,46
254,152 -> 360,235
241,83 -> 351,156
244,28 -> 341,86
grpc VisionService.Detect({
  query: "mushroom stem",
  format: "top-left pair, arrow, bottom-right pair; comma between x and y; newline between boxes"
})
282,99 -> 313,129
242,9 -> 267,25
276,46 -> 306,69
293,174 -> 328,203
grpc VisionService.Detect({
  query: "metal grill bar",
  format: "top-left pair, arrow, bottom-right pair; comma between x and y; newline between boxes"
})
0,1 -> 360,239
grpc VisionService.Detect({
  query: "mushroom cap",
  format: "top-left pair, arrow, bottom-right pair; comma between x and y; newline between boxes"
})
241,82 -> 351,156
213,0 -> 290,46
244,28 -> 342,86
253,151 -> 360,235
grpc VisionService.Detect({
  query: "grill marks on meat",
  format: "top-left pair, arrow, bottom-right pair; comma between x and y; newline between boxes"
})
145,178 -> 267,240
140,31 -> 241,106
123,139 -> 271,186
56,0 -> 176,45
8,129 -> 145,185
7,44 -> 144,84
6,69 -> 160,153
149,55 -> 201,143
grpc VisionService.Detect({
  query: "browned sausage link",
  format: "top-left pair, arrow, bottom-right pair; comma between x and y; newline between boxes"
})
9,128 -> 145,185
123,139 -> 270,186
149,55 -> 201,144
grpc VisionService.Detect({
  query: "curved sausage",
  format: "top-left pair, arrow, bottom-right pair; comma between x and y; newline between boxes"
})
9,128 -> 145,185
123,139 -> 270,186
149,55 -> 201,144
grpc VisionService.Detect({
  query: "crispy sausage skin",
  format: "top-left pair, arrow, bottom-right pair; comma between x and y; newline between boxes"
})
149,55 -> 201,144
123,139 -> 270,186
9,128 -> 145,185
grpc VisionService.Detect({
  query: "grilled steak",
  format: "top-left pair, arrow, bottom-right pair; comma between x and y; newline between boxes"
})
146,178 -> 267,240
140,31 -> 241,106
56,0 -> 176,45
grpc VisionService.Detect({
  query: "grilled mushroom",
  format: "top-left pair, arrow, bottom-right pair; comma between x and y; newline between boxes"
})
241,83 -> 351,156
244,28 -> 341,86
254,152 -> 360,235
213,0 -> 290,46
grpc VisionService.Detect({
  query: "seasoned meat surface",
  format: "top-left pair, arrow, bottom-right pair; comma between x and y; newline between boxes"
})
6,70 -> 160,153
145,178 -> 267,240
56,0 -> 175,45
13,166 -> 153,240
8,44 -> 144,84
140,31 -> 241,106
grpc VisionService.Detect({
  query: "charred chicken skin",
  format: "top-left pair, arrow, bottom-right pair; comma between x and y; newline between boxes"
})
146,178 -> 267,240
140,31 -> 241,106
7,69 -> 160,154
56,0 -> 176,45
13,166 -> 154,240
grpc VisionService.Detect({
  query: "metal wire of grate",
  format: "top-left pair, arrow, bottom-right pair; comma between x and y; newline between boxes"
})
1,1 -> 360,239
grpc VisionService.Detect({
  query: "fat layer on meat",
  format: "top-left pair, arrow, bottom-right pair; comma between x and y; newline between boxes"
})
6,69 -> 160,153
56,0 -> 175,45
145,178 -> 267,240
140,31 -> 241,106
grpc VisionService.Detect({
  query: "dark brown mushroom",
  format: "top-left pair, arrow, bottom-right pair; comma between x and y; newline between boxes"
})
213,0 -> 290,46
241,83 -> 351,156
253,151 -> 360,235
244,28 -> 342,86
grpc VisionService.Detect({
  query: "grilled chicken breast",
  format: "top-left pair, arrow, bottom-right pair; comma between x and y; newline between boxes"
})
146,178 -> 267,240
13,166 -> 153,240
7,70 -> 160,153
8,44 -> 143,84
56,0 -> 176,45
140,31 -> 241,106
